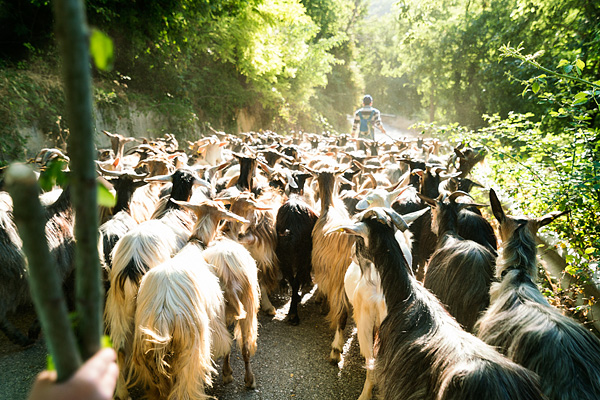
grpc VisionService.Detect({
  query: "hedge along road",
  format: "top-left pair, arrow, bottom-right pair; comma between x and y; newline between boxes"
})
0,288 -> 368,400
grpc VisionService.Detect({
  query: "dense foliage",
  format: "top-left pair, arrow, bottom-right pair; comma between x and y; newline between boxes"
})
361,0 -> 600,127
419,47 -> 599,308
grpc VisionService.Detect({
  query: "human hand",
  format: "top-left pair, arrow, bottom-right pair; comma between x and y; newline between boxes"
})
28,348 -> 118,400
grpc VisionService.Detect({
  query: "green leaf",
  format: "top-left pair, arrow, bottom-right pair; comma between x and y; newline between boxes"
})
47,354 -> 55,371
38,159 -> 68,191
556,59 -> 569,68
585,247 -> 596,255
576,59 -> 585,71
101,335 -> 113,348
97,183 -> 116,207
532,81 -> 540,94
90,29 -> 114,71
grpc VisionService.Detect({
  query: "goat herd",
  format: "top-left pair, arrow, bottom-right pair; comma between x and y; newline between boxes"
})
2,129 -> 600,400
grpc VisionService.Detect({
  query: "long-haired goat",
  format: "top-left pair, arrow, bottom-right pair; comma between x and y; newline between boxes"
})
131,248 -> 231,400
222,190 -> 282,316
0,187 -> 75,346
345,199 -> 428,400
97,170 -> 147,272
106,168 -> 206,399
421,191 -> 496,332
476,189 -> 600,400
330,207 -> 546,400
392,169 -> 435,280
173,199 -> 260,389
311,168 -> 354,364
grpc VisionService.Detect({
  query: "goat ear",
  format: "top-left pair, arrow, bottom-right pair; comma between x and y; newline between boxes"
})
489,188 -> 505,222
222,210 -> 249,224
170,199 -> 201,214
535,209 -> 570,229
193,177 -> 212,188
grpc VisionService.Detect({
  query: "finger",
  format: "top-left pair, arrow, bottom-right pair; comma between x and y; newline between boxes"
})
76,348 -> 117,380
98,361 -> 119,397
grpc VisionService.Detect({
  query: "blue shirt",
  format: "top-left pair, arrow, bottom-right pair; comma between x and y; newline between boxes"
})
352,106 -> 383,140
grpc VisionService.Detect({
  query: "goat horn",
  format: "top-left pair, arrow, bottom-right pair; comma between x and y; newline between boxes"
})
395,207 -> 429,228
144,173 -> 173,183
97,164 -> 124,177
448,191 -> 472,203
325,222 -> 368,241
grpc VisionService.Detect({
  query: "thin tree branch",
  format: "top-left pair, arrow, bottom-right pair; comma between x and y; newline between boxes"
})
52,0 -> 102,360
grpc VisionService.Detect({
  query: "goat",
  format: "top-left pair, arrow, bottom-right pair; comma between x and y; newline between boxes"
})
310,168 -> 354,364
221,190 -> 281,315
131,244 -> 231,400
173,199 -> 260,389
106,218 -> 188,400
476,189 -> 600,400
275,185 -> 319,325
0,187 -> 75,346
97,170 -> 147,272
420,191 -> 496,332
392,169 -> 435,280
330,207 -> 546,400
105,169 -> 203,399
344,203 -> 428,400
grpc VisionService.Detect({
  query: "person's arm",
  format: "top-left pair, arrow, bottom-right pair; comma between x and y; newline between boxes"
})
351,111 -> 360,138
28,348 -> 118,400
374,110 -> 386,134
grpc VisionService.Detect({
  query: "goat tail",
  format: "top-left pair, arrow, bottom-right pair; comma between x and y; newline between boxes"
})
203,239 -> 260,355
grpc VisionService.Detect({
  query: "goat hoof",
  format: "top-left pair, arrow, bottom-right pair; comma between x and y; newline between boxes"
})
245,374 -> 256,389
263,306 -> 276,316
223,374 -> 234,385
287,314 -> 299,326
329,349 -> 341,365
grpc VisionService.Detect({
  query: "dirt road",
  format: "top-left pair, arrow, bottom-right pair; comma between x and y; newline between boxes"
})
0,289 -> 367,400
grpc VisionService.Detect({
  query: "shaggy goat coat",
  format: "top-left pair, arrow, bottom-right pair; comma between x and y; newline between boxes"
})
0,188 -> 75,346
423,196 -> 496,332
476,189 -> 600,400
311,170 -> 354,363
132,247 -> 231,400
338,208 -> 546,400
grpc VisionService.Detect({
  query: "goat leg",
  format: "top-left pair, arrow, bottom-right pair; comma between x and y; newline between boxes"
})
329,309 -> 348,365
0,318 -> 33,347
222,352 -> 234,384
259,281 -> 276,316
287,277 -> 301,326
242,344 -> 256,389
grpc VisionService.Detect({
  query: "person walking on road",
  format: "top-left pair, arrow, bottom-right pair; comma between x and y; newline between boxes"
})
351,94 -> 387,140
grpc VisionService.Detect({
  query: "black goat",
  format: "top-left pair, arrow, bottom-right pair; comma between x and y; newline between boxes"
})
331,207 -> 546,400
421,191 -> 496,332
98,171 -> 147,271
0,187 -> 75,346
476,189 -> 600,400
392,170 -> 435,280
275,181 -> 319,325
